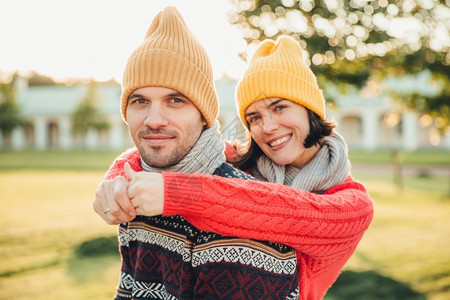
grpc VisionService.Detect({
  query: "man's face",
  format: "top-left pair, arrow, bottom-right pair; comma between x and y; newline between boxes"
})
126,87 -> 206,168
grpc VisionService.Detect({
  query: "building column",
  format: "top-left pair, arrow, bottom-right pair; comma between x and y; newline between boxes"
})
58,117 -> 72,150
11,128 -> 26,149
361,108 -> 378,150
402,110 -> 418,150
34,117 -> 47,150
85,129 -> 98,150
110,116 -> 125,150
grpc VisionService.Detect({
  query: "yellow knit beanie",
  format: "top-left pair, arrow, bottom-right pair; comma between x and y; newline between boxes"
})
236,35 -> 326,129
121,6 -> 218,128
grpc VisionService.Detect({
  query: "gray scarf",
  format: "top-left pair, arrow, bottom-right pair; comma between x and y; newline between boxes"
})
253,131 -> 350,193
141,121 -> 225,174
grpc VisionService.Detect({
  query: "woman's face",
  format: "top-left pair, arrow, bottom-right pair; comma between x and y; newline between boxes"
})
245,97 -> 317,167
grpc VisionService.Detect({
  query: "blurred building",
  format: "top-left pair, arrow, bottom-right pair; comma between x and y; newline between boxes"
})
1,74 -> 449,151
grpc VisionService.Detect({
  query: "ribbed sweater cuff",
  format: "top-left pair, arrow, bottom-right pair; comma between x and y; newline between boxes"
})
163,172 -> 205,216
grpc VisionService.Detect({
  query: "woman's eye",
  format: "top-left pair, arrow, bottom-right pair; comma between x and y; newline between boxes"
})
274,105 -> 286,111
248,116 -> 260,123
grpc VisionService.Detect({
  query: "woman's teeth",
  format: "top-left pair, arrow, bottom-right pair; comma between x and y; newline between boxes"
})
270,136 -> 289,147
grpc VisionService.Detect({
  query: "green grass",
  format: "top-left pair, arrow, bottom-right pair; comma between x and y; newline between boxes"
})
0,149 -> 449,171
0,150 -> 123,171
348,149 -> 450,165
0,170 -> 120,300
328,177 -> 450,300
0,150 -> 449,299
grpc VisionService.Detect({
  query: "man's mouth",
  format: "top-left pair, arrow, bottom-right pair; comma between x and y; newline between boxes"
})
142,134 -> 175,146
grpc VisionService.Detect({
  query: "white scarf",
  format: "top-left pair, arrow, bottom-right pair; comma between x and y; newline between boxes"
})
253,131 -> 351,193
141,121 -> 225,174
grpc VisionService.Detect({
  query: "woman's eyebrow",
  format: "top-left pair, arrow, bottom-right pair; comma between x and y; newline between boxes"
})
245,111 -> 258,118
267,99 -> 284,108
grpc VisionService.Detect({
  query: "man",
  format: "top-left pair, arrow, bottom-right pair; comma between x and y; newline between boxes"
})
94,6 -> 299,299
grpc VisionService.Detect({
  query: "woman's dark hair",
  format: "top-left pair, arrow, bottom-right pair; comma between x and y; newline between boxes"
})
232,109 -> 336,171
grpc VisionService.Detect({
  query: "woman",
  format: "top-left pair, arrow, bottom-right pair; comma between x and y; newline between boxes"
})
98,36 -> 373,300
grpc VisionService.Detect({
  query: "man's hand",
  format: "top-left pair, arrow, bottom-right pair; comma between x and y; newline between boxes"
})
125,162 -> 164,217
93,168 -> 136,225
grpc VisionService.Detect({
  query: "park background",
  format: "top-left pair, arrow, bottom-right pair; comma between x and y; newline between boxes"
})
0,0 -> 449,299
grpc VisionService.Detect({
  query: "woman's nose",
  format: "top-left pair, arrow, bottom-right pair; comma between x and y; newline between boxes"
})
261,115 -> 279,134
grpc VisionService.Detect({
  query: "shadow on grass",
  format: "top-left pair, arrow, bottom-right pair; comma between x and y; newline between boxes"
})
68,237 -> 427,299
67,235 -> 120,283
73,235 -> 119,257
325,270 -> 426,300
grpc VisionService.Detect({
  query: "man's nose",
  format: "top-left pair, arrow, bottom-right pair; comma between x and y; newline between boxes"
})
143,105 -> 169,128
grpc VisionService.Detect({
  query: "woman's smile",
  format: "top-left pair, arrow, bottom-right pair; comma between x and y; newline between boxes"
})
267,134 -> 292,149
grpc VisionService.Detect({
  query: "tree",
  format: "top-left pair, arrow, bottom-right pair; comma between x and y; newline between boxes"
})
228,0 -> 450,131
0,80 -> 25,147
71,82 -> 110,146
27,71 -> 60,86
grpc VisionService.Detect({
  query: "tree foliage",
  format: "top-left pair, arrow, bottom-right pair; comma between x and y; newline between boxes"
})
27,71 -> 60,86
71,82 -> 110,137
0,81 -> 25,139
228,0 -> 450,130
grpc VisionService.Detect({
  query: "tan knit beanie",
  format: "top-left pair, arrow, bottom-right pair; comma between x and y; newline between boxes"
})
121,6 -> 218,128
236,35 -> 326,129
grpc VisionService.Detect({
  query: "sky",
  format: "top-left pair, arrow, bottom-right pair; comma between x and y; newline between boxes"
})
0,0 -> 248,82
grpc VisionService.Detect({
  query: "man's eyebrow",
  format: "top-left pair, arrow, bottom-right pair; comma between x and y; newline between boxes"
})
128,92 -> 189,101
167,92 -> 188,99
128,93 -> 144,100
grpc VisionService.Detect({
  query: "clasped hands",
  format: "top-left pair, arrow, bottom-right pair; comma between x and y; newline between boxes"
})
93,162 -> 164,225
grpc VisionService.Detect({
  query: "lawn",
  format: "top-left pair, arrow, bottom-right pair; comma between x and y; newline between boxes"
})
0,150 -> 449,299
326,174 -> 450,300
0,170 -> 120,300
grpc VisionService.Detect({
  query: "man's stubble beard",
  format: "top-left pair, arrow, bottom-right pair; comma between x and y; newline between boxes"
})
138,145 -> 187,169
132,121 -> 204,169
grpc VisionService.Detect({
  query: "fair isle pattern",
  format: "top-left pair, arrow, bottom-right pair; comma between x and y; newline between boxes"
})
119,272 -> 177,300
125,222 -> 190,261
192,241 -> 297,275
118,225 -> 129,247
116,272 -> 132,299
286,287 -> 300,300
115,163 -> 300,299
133,280 -> 176,300
119,272 -> 134,291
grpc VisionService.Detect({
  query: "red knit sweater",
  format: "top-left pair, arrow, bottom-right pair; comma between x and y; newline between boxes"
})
105,148 -> 374,300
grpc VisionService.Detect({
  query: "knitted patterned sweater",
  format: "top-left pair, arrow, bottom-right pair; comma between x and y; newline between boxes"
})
106,148 -> 374,300
106,149 -> 300,299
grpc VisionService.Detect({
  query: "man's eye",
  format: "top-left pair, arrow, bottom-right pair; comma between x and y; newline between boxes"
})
131,98 -> 147,104
170,97 -> 185,104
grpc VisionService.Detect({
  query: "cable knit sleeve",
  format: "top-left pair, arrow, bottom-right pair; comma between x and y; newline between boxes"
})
162,172 -> 374,259
104,148 -> 142,180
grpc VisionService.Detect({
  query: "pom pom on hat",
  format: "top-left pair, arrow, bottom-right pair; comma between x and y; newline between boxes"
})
121,6 -> 219,128
236,35 -> 326,129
